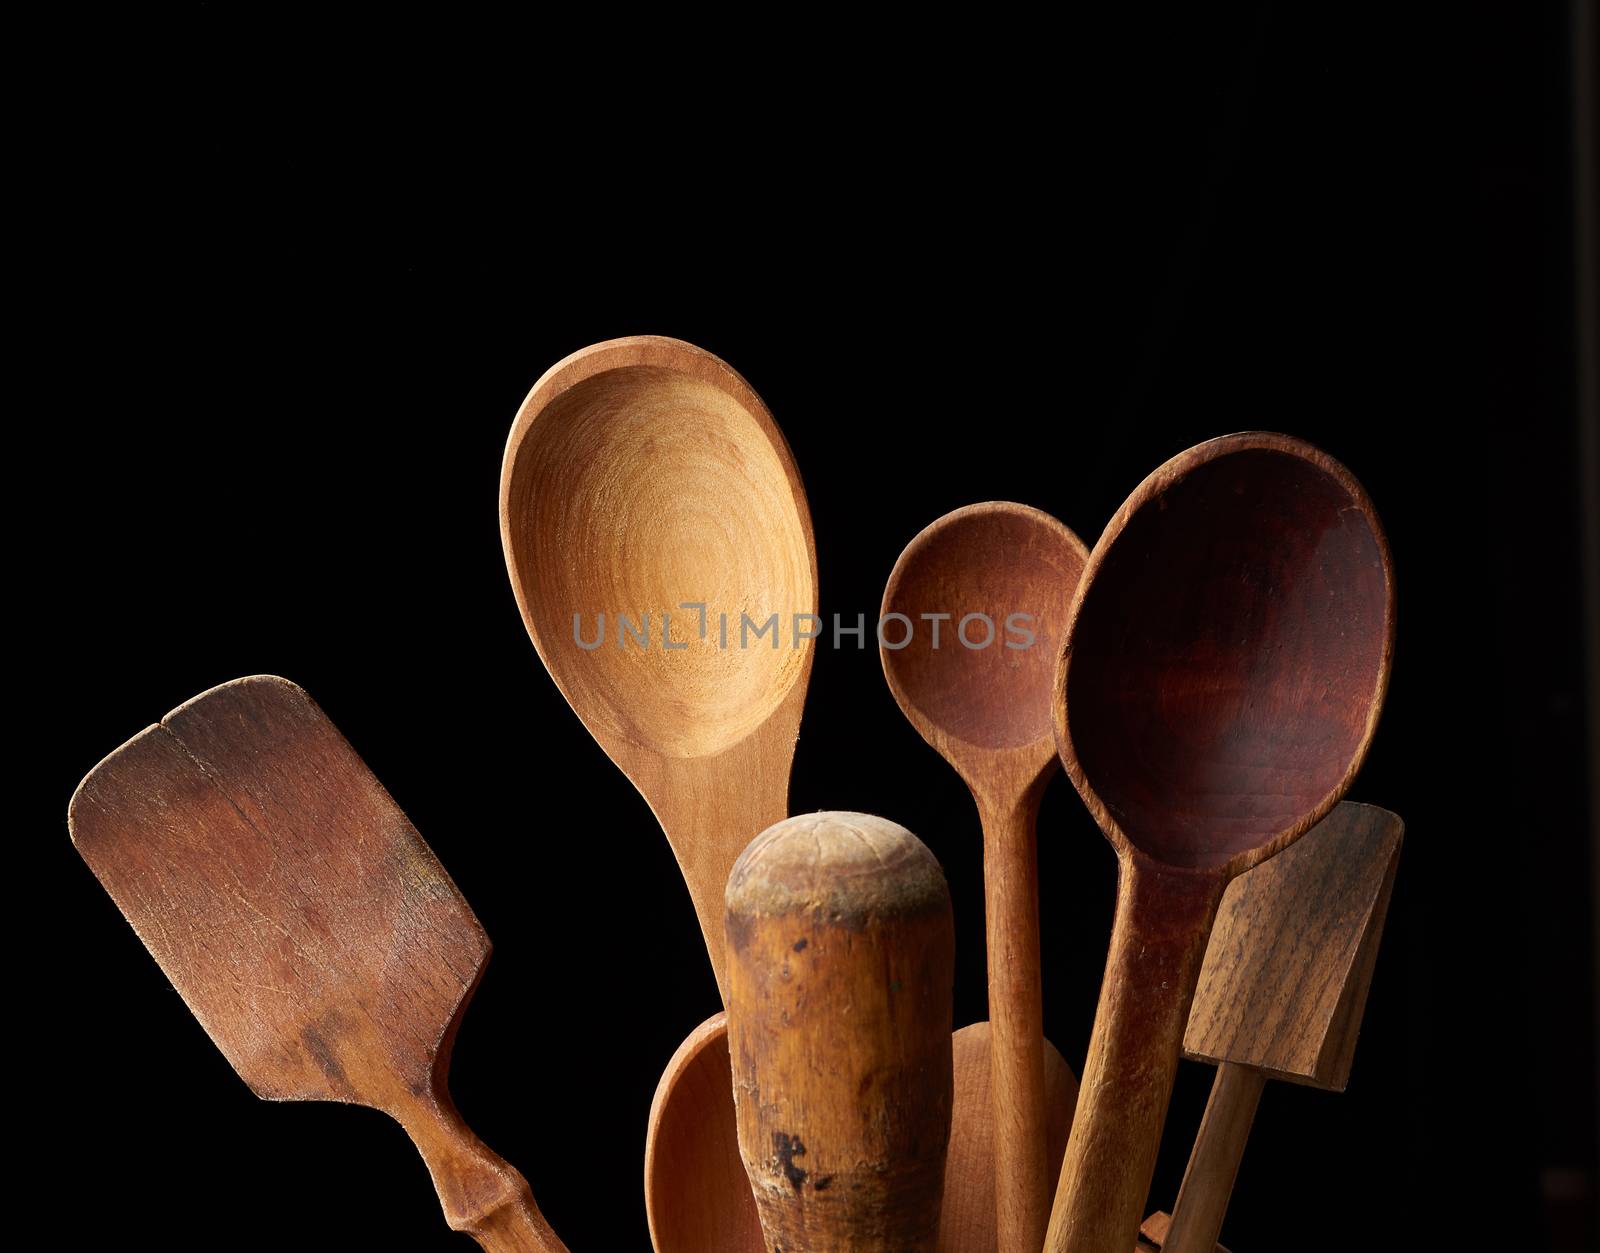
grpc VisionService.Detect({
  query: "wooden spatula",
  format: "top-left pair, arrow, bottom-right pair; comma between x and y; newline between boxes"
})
1141,800 -> 1404,1253
68,675 -> 568,1253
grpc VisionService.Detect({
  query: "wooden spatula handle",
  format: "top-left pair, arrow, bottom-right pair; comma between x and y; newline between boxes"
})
468,1202 -> 569,1253
1045,858 -> 1225,1253
976,791 -> 1051,1252
395,1092 -> 568,1253
1161,1062 -> 1265,1253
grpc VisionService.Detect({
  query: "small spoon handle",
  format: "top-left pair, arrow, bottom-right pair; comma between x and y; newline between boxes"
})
1162,1062 -> 1266,1253
394,1091 -> 570,1253
1045,856 -> 1226,1253
976,791 -> 1051,1252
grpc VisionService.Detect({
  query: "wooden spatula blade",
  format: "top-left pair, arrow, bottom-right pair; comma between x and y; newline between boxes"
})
1181,800 -> 1405,1090
68,674 -> 489,1109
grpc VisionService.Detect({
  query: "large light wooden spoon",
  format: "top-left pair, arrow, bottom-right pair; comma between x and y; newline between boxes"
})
500,335 -> 817,1005
1044,432 -> 1395,1253
644,1016 -> 1078,1253
69,676 -> 567,1252
881,501 -> 1088,1252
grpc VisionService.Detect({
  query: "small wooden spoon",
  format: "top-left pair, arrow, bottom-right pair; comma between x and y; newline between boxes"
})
500,335 -> 817,1006
69,676 -> 567,1252
644,1016 -> 1078,1253
1154,800 -> 1404,1253
1044,432 -> 1395,1253
726,813 -> 956,1252
881,501 -> 1088,1251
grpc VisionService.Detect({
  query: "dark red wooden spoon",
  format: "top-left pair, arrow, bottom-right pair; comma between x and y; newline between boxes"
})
1043,432 -> 1395,1253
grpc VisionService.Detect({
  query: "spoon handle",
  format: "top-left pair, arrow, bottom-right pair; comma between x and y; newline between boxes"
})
652,719 -> 798,1006
1162,1062 -> 1266,1253
977,791 -> 1051,1252
394,1091 -> 570,1253
1044,857 -> 1225,1253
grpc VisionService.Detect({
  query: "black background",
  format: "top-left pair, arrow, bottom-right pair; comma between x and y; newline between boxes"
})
34,5 -> 1595,1250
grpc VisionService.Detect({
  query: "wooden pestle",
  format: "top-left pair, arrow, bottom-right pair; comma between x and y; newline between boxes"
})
725,812 -> 955,1252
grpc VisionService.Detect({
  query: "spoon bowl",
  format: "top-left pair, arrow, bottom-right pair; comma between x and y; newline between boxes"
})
882,502 -> 1086,761
501,336 -> 817,1001
1061,436 -> 1393,870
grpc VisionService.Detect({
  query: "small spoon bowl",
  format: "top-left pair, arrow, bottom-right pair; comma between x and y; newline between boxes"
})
882,501 -> 1087,763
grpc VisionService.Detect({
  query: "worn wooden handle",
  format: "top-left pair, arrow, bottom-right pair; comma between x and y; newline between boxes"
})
1161,1063 -> 1265,1253
652,743 -> 795,1007
1045,858 -> 1225,1253
394,1092 -> 568,1253
727,812 -> 955,1252
976,792 -> 1051,1253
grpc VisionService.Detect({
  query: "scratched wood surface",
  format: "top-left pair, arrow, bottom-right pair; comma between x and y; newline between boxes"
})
644,1015 -> 1078,1253
1184,800 -> 1405,1088
69,675 -> 565,1252
726,813 -> 955,1252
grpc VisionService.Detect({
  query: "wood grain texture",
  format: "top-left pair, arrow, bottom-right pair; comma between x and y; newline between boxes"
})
881,501 -> 1089,1253
644,1017 -> 1078,1253
645,1013 -> 767,1253
1183,801 -> 1405,1087
1138,1212 -> 1230,1253
1161,800 -> 1404,1253
68,676 -> 566,1253
726,813 -> 955,1252
1159,1066 -> 1264,1253
501,335 -> 817,1007
1046,433 -> 1395,1253
940,1021 -> 1080,1253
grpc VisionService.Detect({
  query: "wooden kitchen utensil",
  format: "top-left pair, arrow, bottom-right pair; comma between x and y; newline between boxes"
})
644,1016 -> 1078,1253
68,676 -> 567,1253
500,335 -> 817,1007
726,812 -> 955,1252
881,501 -> 1089,1251
1152,800 -> 1404,1253
1044,432 -> 1395,1253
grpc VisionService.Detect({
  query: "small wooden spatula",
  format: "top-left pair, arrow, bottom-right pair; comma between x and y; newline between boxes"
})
1141,800 -> 1404,1253
69,675 -> 568,1253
